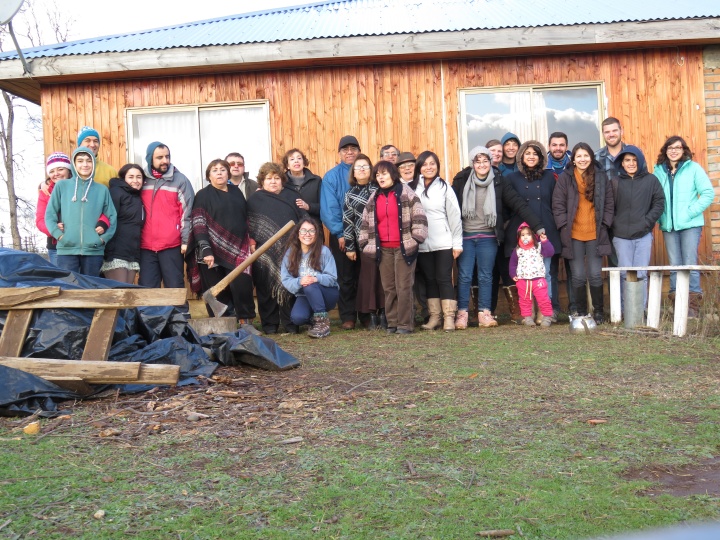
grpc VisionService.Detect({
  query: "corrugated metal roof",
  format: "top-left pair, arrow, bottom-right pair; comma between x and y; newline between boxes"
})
2,0 -> 719,61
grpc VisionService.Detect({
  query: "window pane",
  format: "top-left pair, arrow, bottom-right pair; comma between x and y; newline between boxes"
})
533,87 -> 601,151
464,91 -> 532,160
130,110 -> 201,190
199,106 -> 271,182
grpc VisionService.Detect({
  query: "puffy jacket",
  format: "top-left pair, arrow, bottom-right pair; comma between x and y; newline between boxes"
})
414,177 -> 463,252
610,146 -> 665,240
104,177 -> 145,263
655,160 -> 714,232
140,165 -> 195,251
552,168 -> 614,259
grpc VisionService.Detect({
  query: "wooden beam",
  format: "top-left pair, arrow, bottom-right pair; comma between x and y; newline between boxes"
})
0,310 -> 33,357
44,376 -> 94,396
0,287 -> 60,308
0,288 -> 187,309
81,309 -> 119,361
136,364 -> 181,386
0,357 -> 140,383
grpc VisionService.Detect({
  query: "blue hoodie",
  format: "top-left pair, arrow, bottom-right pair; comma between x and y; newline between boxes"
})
320,161 -> 352,237
611,146 -> 665,240
498,132 -> 520,177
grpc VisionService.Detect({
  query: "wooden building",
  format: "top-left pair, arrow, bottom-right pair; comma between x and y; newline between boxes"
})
1,0 -> 719,263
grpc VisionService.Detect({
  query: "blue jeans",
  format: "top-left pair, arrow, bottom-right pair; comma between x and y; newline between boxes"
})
613,233 -> 653,308
57,254 -> 104,276
47,249 -> 58,266
663,227 -> 703,294
457,235 -> 497,311
290,283 -> 340,326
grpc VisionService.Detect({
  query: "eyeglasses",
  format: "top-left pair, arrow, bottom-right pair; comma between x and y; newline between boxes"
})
340,146 -> 359,154
398,163 -> 414,169
228,161 -> 244,167
299,228 -> 316,235
667,145 -> 684,152
382,152 -> 399,158
354,165 -> 371,171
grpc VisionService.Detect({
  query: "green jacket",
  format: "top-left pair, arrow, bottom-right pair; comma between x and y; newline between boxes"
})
655,160 -> 714,232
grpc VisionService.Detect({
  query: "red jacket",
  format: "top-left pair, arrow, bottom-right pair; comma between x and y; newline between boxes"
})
140,166 -> 195,251
375,190 -> 401,248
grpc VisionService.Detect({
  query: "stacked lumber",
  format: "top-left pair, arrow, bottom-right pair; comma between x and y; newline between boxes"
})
0,287 -> 186,395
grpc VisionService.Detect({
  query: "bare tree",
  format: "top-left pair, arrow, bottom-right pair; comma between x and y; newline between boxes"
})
0,0 -> 72,249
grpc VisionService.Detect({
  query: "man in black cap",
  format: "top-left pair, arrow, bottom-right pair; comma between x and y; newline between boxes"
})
320,135 -> 362,329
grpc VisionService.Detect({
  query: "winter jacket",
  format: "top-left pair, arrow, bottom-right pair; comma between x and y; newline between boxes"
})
281,245 -> 338,296
504,143 -> 560,256
320,161 -> 352,237
343,183 -> 377,254
655,160 -> 715,232
595,142 -> 627,182
36,180 -> 57,251
104,177 -> 145,263
610,146 -> 665,240
140,164 -> 195,251
414,177 -> 463,252
45,149 -> 117,256
452,166 -> 543,246
285,169 -> 322,220
552,168 -> 614,259
510,239 -> 555,280
359,183 -> 428,266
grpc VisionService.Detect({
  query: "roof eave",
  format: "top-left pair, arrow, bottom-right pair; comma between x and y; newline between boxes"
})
3,19 -> 720,104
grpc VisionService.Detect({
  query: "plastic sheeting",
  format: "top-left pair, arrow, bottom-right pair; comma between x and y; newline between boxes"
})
0,248 -> 300,416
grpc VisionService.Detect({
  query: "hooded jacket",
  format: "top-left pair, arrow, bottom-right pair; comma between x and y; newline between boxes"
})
552,166 -> 614,259
610,146 -> 665,240
104,177 -> 145,263
285,168 -> 322,220
498,132 -> 520,177
655,159 -> 714,232
141,142 -> 195,251
45,147 -> 117,256
414,177 -> 463,252
503,140 -> 560,256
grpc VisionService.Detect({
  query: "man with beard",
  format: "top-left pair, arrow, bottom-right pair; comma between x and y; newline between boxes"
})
139,142 -> 195,291
595,117 -> 628,181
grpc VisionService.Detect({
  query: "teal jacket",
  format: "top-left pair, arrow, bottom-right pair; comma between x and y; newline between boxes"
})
655,160 -> 714,232
45,148 -> 117,256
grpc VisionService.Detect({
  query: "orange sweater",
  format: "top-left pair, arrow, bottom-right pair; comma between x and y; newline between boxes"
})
571,170 -> 597,241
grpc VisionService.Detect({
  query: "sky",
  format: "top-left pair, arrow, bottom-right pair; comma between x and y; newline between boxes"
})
1,0 -> 304,245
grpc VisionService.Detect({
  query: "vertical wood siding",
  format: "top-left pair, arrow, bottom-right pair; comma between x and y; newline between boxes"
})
40,47 -> 712,262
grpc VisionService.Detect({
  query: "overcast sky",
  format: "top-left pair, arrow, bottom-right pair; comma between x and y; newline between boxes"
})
2,0 -> 304,243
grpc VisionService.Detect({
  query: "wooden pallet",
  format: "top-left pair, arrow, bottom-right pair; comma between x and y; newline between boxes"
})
0,287 -> 187,395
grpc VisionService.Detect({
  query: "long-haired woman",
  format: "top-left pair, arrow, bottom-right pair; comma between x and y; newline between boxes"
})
552,143 -> 614,323
410,150 -> 463,331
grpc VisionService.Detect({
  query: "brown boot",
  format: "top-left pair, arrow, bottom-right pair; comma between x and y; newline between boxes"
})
421,298 -> 442,330
688,293 -> 703,319
442,299 -> 457,332
504,286 -> 523,324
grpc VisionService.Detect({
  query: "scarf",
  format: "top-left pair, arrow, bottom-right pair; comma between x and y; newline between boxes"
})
462,168 -> 496,227
548,153 -> 570,173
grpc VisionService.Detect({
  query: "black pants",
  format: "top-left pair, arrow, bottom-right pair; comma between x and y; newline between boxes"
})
491,248 -> 512,312
253,261 -> 296,333
139,248 -> 185,288
329,233 -> 359,323
416,249 -> 455,300
198,264 -> 255,320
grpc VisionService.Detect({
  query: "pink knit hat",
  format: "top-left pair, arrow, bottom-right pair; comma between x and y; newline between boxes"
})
46,152 -> 72,175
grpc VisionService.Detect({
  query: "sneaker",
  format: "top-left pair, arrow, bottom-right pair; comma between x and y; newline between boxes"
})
540,316 -> 553,328
455,310 -> 469,330
478,310 -> 498,328
522,316 -> 536,326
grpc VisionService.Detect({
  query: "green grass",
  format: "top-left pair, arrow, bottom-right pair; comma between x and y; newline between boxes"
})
2,326 -> 720,538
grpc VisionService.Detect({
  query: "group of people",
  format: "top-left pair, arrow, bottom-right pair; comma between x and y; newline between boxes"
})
36,117 -> 715,339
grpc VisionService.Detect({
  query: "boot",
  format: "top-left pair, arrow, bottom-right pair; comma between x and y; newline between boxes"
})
421,298 -> 442,330
590,285 -> 605,324
504,286 -> 523,324
379,308 -> 388,330
688,293 -> 703,319
522,316 -> 536,326
367,312 -> 380,331
441,299 -> 457,332
540,315 -> 553,328
478,309 -> 498,328
455,309 -> 469,330
308,312 -> 330,338
468,287 -> 479,327
573,285 -> 589,317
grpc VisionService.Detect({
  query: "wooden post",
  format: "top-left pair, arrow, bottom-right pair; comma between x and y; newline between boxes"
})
646,271 -> 663,329
609,270 -> 621,324
673,270 -> 691,337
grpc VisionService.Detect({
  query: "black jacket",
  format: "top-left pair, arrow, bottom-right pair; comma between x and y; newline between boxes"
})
104,177 -> 144,263
451,166 -> 542,247
285,168 -> 322,220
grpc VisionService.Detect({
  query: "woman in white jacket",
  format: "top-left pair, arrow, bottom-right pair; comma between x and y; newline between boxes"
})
411,151 -> 463,331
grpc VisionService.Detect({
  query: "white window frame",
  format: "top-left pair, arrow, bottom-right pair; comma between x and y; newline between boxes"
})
458,82 -> 606,167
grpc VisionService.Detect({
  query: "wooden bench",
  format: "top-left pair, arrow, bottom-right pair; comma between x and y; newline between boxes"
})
0,286 -> 187,394
602,266 -> 720,337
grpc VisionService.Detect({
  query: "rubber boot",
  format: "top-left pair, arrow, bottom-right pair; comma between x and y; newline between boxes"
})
574,285 -> 589,317
590,285 -> 605,324
421,298 -> 442,330
441,299 -> 457,332
504,286 -> 523,324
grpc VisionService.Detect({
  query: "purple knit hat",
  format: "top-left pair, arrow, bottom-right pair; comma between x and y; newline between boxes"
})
46,152 -> 72,175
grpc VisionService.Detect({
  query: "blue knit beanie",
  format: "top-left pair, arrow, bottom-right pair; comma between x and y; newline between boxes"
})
77,126 -> 100,147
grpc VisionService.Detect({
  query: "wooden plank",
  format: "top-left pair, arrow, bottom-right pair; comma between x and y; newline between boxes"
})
44,376 -> 94,396
0,310 -> 33,357
137,364 -> 181,386
0,287 -> 60,308
0,357 -> 141,383
2,288 -> 187,310
81,309 -> 119,361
